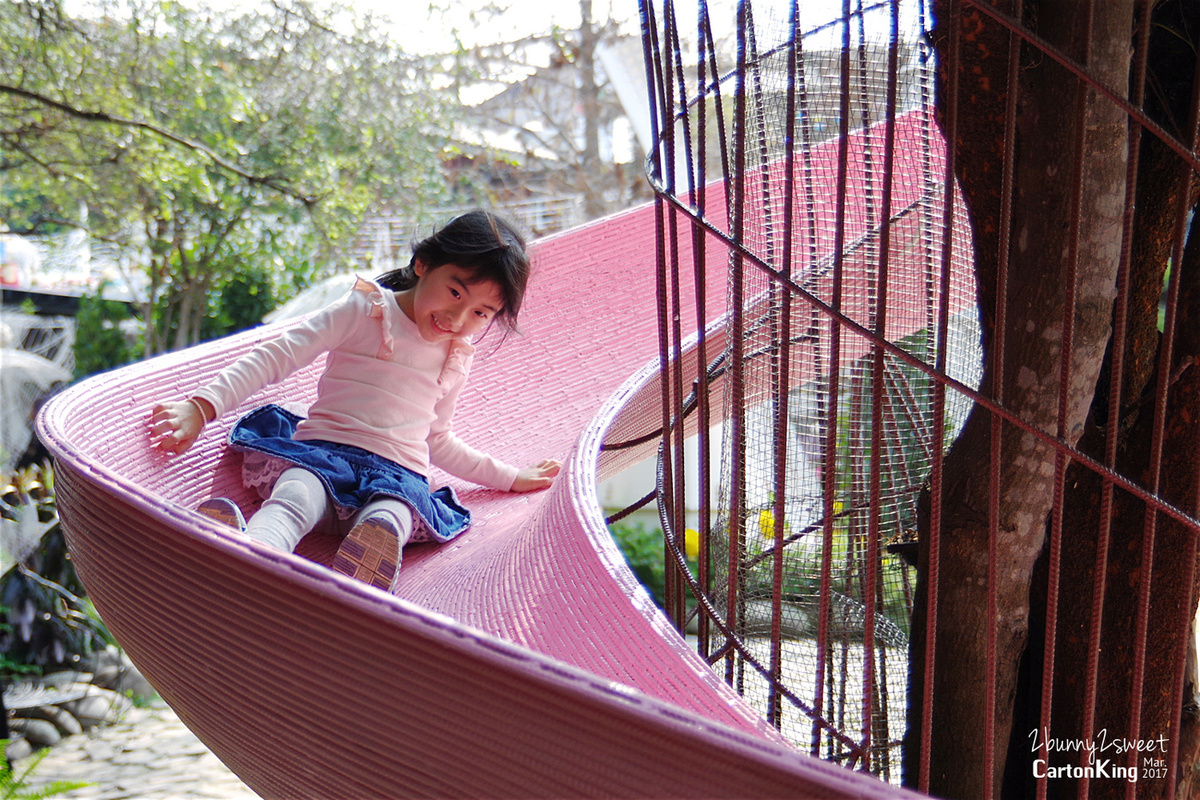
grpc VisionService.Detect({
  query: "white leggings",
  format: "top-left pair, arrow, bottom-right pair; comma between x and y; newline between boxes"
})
246,467 -> 414,554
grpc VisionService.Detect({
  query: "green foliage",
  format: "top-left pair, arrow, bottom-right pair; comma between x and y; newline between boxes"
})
608,520 -> 699,609
122,687 -> 159,709
1,0 -> 454,357
0,740 -> 90,798
0,653 -> 39,684
609,520 -> 668,607
71,289 -> 141,380
200,264 -> 277,341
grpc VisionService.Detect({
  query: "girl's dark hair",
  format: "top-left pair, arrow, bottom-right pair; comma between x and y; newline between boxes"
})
377,209 -> 530,334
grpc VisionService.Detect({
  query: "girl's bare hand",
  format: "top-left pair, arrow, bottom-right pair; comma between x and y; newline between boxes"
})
149,398 -> 211,455
511,458 -> 563,492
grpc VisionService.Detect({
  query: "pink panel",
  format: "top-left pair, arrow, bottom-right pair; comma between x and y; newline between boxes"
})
38,138 -> 930,797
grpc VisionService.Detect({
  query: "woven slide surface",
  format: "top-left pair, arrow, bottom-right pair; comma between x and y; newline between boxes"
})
37,125 -> 939,797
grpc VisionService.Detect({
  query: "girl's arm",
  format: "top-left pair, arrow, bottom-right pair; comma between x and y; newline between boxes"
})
427,364 -> 560,492
191,296 -> 358,420
148,288 -> 365,455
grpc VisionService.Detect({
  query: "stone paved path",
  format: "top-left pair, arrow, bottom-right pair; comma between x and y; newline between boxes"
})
17,700 -> 259,800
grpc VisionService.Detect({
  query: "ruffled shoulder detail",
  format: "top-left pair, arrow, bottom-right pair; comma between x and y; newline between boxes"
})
439,338 -> 475,386
351,276 -> 396,359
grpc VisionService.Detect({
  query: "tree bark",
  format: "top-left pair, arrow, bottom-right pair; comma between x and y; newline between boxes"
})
1010,2 -> 1200,797
1021,196 -> 1200,800
577,0 -> 605,218
906,2 -> 1134,797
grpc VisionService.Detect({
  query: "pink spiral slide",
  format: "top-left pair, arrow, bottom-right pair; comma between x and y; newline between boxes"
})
38,124 -> 941,798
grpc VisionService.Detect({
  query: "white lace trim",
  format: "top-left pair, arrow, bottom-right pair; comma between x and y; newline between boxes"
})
239,449 -> 435,542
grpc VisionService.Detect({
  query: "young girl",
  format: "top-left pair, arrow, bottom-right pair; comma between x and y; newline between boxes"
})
149,210 -> 561,592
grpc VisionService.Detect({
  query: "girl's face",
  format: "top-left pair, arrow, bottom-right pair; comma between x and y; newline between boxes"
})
400,261 -> 505,343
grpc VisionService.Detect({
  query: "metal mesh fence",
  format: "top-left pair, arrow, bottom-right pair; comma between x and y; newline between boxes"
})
640,0 -> 982,776
641,0 -> 1200,795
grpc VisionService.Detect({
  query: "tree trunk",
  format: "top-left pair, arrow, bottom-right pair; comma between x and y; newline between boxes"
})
577,0 -> 605,218
1011,2 -> 1200,797
906,1 -> 1134,797
1020,203 -> 1200,800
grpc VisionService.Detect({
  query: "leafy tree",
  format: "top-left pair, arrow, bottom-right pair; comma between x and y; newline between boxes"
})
434,0 -> 649,228
72,288 -> 140,380
1,0 -> 454,357
201,262 -> 278,342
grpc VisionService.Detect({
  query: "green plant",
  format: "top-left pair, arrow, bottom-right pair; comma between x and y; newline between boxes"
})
122,688 -> 159,710
609,520 -> 668,607
200,264 -> 277,342
608,520 -> 699,609
0,464 -> 113,675
0,652 -> 39,685
71,288 -> 141,380
0,740 -> 90,798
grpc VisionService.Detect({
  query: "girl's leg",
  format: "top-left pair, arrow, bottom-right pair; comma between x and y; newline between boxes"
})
245,467 -> 331,553
332,499 -> 414,591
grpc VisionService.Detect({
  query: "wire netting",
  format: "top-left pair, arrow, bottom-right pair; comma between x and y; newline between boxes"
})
641,0 -> 980,778
0,313 -> 73,477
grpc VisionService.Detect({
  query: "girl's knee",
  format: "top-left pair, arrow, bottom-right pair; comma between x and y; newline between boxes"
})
246,468 -> 332,551
270,468 -> 329,516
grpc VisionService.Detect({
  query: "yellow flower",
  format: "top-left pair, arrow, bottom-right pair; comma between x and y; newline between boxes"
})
758,509 -> 777,539
684,528 -> 700,561
758,508 -> 790,539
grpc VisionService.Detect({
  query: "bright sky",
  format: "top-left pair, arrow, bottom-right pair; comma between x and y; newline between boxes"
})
60,0 -> 638,52
66,0 -> 910,56
333,0 -> 641,54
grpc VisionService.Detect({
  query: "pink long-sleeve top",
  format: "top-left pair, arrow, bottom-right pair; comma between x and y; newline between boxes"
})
192,277 -> 519,491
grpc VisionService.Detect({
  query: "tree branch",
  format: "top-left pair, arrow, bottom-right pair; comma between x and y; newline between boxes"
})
0,82 -> 319,206
2,215 -> 127,246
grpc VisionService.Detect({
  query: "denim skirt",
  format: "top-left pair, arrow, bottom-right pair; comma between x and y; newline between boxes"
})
228,404 -> 471,543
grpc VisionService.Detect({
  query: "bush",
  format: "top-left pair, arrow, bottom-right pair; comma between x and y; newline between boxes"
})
72,290 -> 140,380
200,264 -> 278,342
608,520 -> 699,609
609,520 -> 667,606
